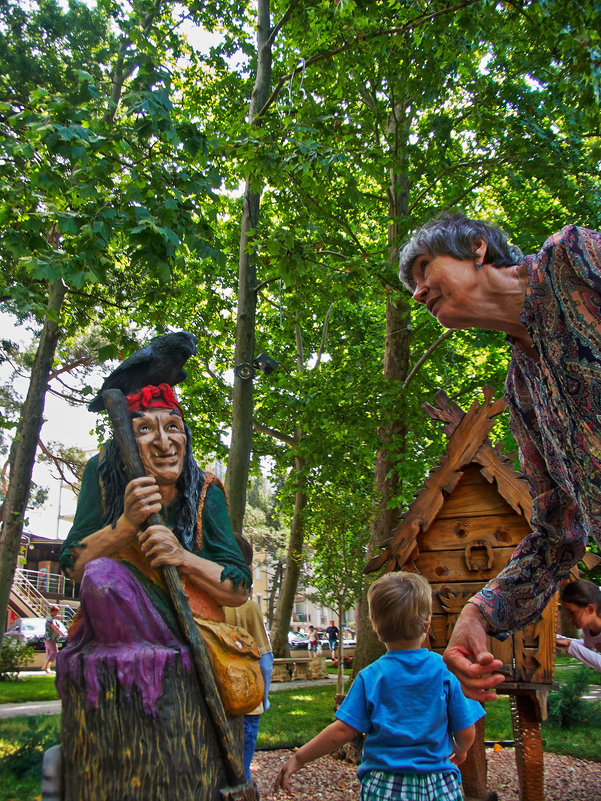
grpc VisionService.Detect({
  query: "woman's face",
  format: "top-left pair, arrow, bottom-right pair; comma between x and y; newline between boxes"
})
132,409 -> 186,486
562,601 -> 596,630
410,241 -> 487,329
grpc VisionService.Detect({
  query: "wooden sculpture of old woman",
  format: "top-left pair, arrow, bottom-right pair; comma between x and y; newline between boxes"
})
60,333 -> 251,633
55,332 -> 258,801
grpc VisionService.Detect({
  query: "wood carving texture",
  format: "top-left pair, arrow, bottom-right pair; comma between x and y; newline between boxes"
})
60,657 -> 240,801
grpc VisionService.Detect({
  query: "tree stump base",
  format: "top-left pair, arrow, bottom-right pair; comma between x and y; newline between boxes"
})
60,657 -> 240,801
56,558 -> 243,801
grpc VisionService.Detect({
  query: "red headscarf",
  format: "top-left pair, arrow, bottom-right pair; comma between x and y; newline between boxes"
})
126,383 -> 183,416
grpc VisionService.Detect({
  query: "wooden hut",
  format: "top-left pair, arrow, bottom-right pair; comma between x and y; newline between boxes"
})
365,386 -> 556,801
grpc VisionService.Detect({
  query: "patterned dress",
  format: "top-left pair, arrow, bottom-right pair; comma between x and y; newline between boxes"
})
472,226 -> 601,637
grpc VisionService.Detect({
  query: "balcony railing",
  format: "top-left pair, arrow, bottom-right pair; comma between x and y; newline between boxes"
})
15,568 -> 78,601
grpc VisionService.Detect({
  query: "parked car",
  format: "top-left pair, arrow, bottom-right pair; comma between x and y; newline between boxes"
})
4,617 -> 67,651
287,631 -> 309,649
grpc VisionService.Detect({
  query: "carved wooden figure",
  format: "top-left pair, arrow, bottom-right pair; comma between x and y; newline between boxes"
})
365,386 -> 556,801
55,377 -> 258,801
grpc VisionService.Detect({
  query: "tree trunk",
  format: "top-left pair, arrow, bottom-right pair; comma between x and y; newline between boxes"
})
0,277 -> 66,637
267,560 -> 283,630
270,455 -> 307,657
336,599 -> 345,695
354,103 -> 412,675
225,0 -> 272,535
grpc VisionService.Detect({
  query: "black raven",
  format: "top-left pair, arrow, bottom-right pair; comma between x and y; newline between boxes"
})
88,331 -> 197,412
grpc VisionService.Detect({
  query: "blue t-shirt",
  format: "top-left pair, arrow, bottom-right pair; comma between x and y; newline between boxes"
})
335,649 -> 484,780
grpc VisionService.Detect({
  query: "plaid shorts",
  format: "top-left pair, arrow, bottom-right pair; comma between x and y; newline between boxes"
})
360,770 -> 462,801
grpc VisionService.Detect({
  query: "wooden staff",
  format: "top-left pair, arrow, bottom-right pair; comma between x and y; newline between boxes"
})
102,388 -> 258,801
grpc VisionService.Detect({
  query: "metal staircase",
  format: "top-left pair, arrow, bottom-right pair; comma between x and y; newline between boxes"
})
9,569 -> 78,621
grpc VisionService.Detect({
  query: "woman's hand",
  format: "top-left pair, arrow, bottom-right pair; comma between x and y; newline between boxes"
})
443,604 -> 505,701
138,525 -> 186,569
123,476 -> 163,530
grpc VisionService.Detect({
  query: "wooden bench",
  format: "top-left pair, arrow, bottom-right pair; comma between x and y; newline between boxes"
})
272,656 -> 329,682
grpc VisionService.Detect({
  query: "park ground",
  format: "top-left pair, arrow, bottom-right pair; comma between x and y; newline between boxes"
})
0,657 -> 600,801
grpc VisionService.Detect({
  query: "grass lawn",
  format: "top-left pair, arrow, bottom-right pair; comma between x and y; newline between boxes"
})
554,651 -> 601,683
0,675 -> 59,705
0,653 -> 592,706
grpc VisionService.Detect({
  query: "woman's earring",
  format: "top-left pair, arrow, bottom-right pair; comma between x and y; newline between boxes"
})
476,262 -> 482,270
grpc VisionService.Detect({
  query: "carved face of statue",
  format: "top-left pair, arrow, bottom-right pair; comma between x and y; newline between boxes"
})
132,409 -> 186,486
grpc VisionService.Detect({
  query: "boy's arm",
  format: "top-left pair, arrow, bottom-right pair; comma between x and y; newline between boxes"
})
273,720 -> 358,792
450,723 -> 475,765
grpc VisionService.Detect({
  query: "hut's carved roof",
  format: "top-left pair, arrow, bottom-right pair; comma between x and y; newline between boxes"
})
365,385 -> 601,575
365,386 -> 531,575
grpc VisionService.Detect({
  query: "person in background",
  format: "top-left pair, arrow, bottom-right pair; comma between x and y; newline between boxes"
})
556,579 -> 601,672
224,537 -> 273,782
43,605 -> 62,673
325,619 -> 339,658
399,213 -> 601,701
307,625 -> 318,658
274,572 -> 483,801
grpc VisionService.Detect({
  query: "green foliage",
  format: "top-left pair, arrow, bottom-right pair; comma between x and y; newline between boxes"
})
0,0 -> 223,330
546,667 -> 601,728
0,639 -> 34,680
0,716 -> 60,779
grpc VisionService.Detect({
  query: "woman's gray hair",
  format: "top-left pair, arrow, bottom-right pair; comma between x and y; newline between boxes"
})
398,212 -> 524,292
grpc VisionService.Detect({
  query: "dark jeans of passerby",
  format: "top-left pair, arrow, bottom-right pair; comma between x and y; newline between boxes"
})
243,714 -> 261,780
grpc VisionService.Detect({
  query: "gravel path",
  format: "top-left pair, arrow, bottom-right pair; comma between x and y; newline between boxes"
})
251,748 -> 601,801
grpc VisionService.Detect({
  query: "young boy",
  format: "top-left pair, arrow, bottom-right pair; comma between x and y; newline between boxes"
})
274,572 -> 484,800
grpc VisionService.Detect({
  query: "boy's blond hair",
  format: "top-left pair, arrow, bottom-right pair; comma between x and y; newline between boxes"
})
368,572 -> 432,643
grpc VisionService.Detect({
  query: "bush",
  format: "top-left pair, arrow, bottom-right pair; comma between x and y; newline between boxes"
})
0,716 -> 60,778
546,667 -> 598,728
0,638 -> 34,680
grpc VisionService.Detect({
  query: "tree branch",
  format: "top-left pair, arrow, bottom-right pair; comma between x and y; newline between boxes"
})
295,310 -> 304,371
403,329 -> 455,389
266,0 -> 303,48
313,303 -> 333,369
408,157 -> 507,213
256,0 -> 484,118
103,0 -> 164,124
253,421 -> 296,446
255,275 -> 283,293
37,439 -> 81,491
48,359 -> 90,380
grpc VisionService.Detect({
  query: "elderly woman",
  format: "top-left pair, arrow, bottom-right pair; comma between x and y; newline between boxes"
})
60,384 -> 251,630
399,213 -> 601,701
